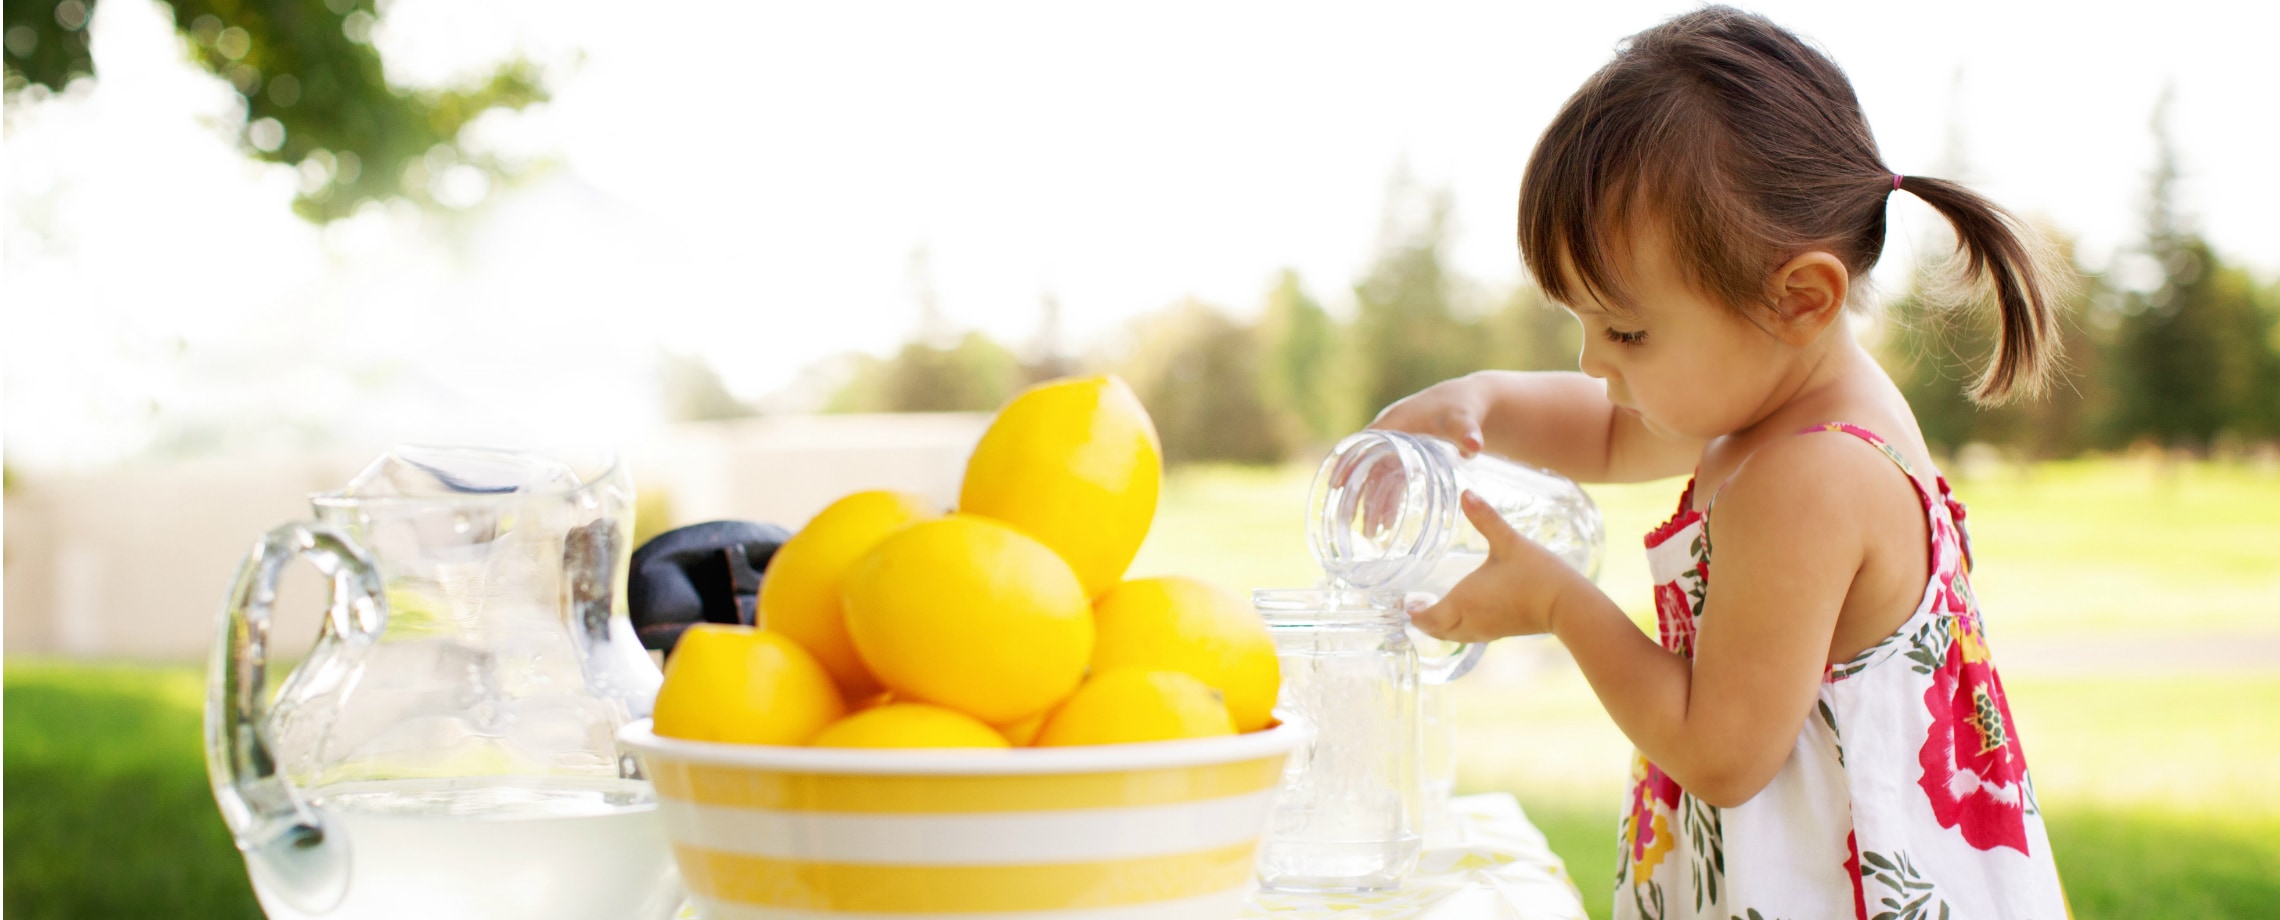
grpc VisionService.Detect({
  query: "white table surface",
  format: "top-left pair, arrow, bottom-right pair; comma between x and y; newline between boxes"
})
1242,793 -> 1591,920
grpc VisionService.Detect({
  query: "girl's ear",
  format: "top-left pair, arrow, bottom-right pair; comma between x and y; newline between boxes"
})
1766,250 -> 1849,346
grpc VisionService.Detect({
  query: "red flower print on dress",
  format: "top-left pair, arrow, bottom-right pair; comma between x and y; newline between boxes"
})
1844,831 -> 1868,920
1916,620 -> 2030,854
1653,582 -> 1696,655
1623,753 -> 1684,879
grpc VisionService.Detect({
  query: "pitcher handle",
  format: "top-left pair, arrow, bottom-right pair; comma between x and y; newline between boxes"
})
1418,639 -> 1485,684
205,522 -> 387,915
1400,592 -> 1485,684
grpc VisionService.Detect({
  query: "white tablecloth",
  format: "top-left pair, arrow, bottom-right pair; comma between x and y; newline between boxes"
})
1242,793 -> 1591,919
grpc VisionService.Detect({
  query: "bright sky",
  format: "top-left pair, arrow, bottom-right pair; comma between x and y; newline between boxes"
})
6,0 -> 2276,469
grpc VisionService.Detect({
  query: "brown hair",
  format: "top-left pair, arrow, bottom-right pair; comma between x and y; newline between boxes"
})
1517,6 -> 2059,403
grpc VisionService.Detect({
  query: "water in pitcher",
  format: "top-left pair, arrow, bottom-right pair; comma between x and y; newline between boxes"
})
250,777 -> 679,920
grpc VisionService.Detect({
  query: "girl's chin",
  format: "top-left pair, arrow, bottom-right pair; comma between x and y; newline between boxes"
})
1631,410 -> 1684,440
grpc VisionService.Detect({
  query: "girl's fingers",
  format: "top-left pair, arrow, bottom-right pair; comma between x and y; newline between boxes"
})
1408,596 -> 1458,639
1455,423 -> 1483,457
1459,490 -> 1519,555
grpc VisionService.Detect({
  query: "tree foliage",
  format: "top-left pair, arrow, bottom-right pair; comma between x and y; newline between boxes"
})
1120,299 -> 1286,466
658,351 -> 754,422
2102,89 -> 2280,451
825,333 -> 1024,414
1486,283 -> 1581,373
1350,180 -> 1494,420
1255,269 -> 1355,448
4,0 -> 544,221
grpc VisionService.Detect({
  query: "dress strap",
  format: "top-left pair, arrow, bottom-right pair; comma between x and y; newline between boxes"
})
1797,422 -> 1924,481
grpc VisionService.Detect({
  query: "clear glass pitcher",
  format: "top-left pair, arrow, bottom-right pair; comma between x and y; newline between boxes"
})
1254,588 -> 1477,893
1309,430 -> 1604,598
205,446 -> 680,920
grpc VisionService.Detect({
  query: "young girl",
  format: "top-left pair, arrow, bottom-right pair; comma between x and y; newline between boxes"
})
1386,8 -> 2069,918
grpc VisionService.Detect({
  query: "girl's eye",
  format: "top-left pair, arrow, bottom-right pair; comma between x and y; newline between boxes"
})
1602,327 -> 1647,346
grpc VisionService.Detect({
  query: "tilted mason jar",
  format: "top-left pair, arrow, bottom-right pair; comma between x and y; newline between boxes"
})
1307,430 -> 1604,599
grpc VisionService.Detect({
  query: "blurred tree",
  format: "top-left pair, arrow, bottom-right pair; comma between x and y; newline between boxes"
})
1019,292 -> 1077,385
1121,299 -> 1286,466
822,246 -> 1028,413
1255,269 -> 1356,447
2105,88 -> 2279,451
826,333 -> 1024,414
2191,258 -> 2280,442
2261,277 -> 2280,438
1486,282 -> 1581,373
2018,234 -> 2111,460
4,0 -> 544,221
1351,176 -> 1492,420
657,351 -> 754,422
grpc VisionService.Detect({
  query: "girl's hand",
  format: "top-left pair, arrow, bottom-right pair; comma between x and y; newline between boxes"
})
1409,490 -> 1594,642
1365,374 -> 1491,457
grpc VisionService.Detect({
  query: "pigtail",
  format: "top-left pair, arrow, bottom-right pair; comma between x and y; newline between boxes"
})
1892,175 -> 2063,404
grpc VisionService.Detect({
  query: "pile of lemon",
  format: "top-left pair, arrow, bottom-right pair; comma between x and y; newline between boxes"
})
652,375 -> 1280,749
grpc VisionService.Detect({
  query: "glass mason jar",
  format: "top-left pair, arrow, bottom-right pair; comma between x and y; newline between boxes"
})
1308,430 -> 1604,599
206,446 -> 681,920
1253,589 -> 1478,893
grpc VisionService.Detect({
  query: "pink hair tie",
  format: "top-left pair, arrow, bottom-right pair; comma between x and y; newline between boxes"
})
1892,174 -> 1904,191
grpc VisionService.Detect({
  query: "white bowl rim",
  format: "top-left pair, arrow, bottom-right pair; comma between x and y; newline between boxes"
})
618,718 -> 1308,776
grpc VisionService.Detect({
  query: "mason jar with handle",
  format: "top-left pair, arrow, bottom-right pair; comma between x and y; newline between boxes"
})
1308,429 -> 1604,599
206,446 -> 681,920
1253,588 -> 1482,893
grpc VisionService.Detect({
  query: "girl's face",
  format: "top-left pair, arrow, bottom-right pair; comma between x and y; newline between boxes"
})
1558,223 -> 1798,442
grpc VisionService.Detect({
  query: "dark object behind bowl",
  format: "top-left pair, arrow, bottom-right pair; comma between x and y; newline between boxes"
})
628,520 -> 793,656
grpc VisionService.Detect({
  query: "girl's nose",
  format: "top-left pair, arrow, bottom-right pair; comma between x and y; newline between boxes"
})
1577,339 -> 1614,381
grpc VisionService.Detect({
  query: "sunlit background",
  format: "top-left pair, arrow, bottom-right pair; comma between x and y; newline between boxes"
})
5,1 -> 2277,918
8,0 -> 2279,466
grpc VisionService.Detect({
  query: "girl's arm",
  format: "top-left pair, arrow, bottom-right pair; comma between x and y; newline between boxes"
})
1415,433 -> 1869,807
1371,371 -> 1699,484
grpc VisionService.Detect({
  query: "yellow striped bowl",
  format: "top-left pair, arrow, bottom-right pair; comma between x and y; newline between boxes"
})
618,719 -> 1302,919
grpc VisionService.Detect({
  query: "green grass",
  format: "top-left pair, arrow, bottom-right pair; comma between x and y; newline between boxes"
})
7,458 -> 2275,919
1945,458 -> 2280,637
4,661 -> 263,920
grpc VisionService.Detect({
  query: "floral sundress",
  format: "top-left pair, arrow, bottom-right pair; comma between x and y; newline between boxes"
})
1613,423 -> 2069,920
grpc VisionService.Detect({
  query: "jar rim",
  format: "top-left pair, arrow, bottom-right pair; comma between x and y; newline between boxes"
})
1251,587 -> 1412,622
1304,430 -> 1460,590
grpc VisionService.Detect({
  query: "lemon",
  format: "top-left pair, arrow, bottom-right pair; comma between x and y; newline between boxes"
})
842,515 -> 1094,725
995,711 -> 1049,747
758,490 -> 941,698
960,374 -> 1162,599
653,625 -> 845,745
810,703 -> 1012,749
1035,668 -> 1236,747
1092,576 -> 1282,732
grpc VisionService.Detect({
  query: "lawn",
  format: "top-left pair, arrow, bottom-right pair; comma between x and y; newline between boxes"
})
7,457 -> 2276,919
4,661 -> 263,919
